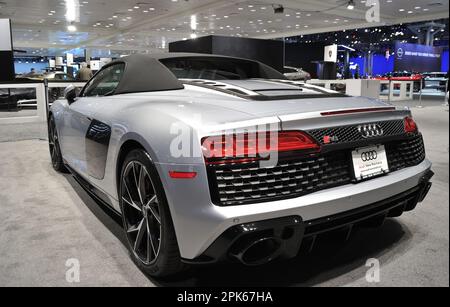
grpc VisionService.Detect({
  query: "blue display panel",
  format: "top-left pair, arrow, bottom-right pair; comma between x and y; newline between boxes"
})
349,57 -> 365,77
394,42 -> 443,72
442,50 -> 449,72
372,54 -> 394,76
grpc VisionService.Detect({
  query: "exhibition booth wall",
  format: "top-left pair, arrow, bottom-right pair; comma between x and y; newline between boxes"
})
351,49 -> 449,78
169,35 -> 285,72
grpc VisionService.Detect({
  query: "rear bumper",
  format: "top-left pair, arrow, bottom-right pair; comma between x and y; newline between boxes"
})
184,169 -> 434,265
163,158 -> 432,260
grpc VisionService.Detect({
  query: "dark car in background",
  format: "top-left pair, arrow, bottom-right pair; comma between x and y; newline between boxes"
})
0,87 -> 37,111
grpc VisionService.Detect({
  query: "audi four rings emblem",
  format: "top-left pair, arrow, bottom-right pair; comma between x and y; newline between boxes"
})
361,150 -> 378,162
358,124 -> 384,138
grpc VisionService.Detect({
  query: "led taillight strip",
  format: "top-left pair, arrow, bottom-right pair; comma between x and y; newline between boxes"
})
321,107 -> 396,116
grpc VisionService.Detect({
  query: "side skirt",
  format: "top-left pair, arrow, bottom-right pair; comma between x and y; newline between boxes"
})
65,163 -> 122,223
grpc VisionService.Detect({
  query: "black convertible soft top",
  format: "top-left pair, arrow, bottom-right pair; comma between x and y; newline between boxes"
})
104,53 -> 286,95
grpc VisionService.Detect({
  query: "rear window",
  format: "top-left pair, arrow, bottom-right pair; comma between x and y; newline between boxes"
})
161,57 -> 272,80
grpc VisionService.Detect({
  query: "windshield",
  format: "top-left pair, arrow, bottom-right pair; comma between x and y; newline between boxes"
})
161,57 -> 283,80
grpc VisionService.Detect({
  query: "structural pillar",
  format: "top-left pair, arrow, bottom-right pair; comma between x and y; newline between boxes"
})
84,49 -> 92,65
0,19 -> 15,82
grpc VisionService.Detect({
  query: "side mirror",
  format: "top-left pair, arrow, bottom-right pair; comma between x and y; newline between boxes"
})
64,85 -> 77,104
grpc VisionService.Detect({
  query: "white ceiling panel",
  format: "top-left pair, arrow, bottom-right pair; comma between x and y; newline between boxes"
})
1,0 -> 448,56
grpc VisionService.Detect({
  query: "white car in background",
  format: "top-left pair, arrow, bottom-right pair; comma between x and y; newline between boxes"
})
422,72 -> 448,91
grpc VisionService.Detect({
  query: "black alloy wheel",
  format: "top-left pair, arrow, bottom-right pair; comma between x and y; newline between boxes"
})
121,160 -> 162,265
119,149 -> 186,277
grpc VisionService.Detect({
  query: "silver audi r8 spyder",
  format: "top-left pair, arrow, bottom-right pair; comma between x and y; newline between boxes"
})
49,53 -> 433,277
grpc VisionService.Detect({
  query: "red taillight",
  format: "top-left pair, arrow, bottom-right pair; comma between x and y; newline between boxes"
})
169,171 -> 197,179
404,116 -> 418,133
202,131 -> 320,164
276,131 -> 320,152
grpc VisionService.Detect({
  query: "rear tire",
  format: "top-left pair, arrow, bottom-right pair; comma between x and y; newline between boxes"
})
119,149 -> 187,278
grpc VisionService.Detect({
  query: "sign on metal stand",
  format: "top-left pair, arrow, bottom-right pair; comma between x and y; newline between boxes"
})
388,79 -> 391,103
417,79 -> 423,108
444,79 -> 449,107
44,79 -> 50,123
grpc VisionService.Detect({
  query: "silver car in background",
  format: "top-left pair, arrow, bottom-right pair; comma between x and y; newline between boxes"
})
284,66 -> 312,81
49,53 -> 433,277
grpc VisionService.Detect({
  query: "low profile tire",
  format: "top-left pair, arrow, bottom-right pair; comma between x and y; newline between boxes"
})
119,149 -> 186,278
48,116 -> 67,173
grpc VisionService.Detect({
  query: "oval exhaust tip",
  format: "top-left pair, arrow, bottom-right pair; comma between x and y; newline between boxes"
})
231,237 -> 283,266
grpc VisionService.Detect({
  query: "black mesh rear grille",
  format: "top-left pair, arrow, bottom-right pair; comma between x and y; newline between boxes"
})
387,134 -> 426,172
308,120 -> 405,145
209,152 -> 352,206
207,133 -> 426,206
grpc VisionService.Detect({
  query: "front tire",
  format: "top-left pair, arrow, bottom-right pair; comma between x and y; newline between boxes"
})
119,149 -> 186,278
48,116 -> 67,173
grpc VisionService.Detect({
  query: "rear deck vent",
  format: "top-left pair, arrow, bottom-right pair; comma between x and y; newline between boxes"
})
226,88 -> 250,95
